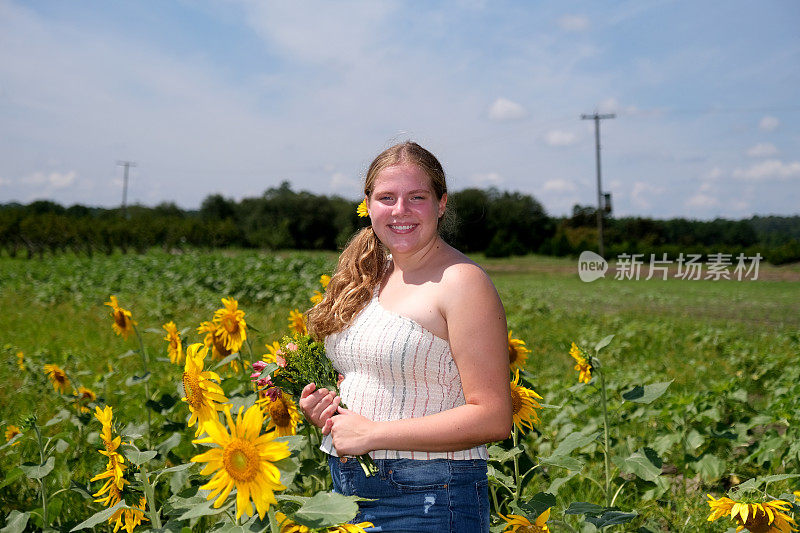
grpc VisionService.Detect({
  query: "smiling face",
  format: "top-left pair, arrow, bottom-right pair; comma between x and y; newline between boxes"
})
367,162 -> 447,258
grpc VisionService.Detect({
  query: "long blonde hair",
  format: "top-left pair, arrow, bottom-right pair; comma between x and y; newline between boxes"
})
307,141 -> 448,339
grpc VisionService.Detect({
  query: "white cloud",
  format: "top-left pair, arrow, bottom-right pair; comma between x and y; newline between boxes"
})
21,171 -> 76,189
703,166 -> 723,181
746,142 -> 778,157
543,178 -> 576,193
685,192 -> 719,209
487,98 -> 528,121
631,181 -> 664,209
470,172 -> 504,186
733,159 -> 800,181
558,15 -> 590,32
543,130 -> 579,147
329,171 -> 360,194
759,115 -> 780,131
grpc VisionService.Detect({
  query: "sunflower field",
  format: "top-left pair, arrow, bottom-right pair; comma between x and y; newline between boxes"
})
1,249 -> 799,532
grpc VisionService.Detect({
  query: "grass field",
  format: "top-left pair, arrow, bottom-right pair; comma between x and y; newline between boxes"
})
1,249 -> 798,532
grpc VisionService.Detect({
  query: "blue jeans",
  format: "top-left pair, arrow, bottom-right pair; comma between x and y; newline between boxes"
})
328,454 -> 489,533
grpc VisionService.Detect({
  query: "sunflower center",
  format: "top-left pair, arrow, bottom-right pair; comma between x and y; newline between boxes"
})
742,510 -> 770,533
114,311 -> 128,329
269,400 -> 291,427
511,388 -> 522,415
222,439 -> 260,482
222,316 -> 238,334
182,372 -> 203,409
508,345 -> 518,364
212,333 -> 231,357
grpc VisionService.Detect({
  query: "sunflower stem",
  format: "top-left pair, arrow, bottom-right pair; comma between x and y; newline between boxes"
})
133,324 -> 152,449
267,506 -> 279,533
598,368 -> 612,508
139,463 -> 162,529
32,421 -> 49,528
512,425 -> 521,504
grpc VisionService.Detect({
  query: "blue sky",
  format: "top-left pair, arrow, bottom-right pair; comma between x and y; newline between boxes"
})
1,0 -> 798,219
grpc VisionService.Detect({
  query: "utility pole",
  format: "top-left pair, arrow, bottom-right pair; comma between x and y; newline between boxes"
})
117,161 -> 136,218
581,112 -> 615,258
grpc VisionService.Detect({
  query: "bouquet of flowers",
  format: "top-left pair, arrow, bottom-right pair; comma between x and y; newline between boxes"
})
251,334 -> 377,476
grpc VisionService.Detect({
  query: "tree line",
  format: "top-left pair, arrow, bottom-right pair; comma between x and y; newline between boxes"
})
1,181 -> 799,264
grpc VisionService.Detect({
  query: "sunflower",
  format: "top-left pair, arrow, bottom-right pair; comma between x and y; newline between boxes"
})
507,330 -> 531,372
288,309 -> 307,335
707,494 -> 797,533
198,321 -> 233,361
510,369 -> 543,431
73,386 -> 97,413
212,297 -> 247,354
44,363 -> 70,394
569,342 -> 592,384
5,425 -> 21,446
16,351 -> 25,371
163,321 -> 184,364
356,199 -> 369,217
110,496 -> 148,533
181,343 -> 229,436
327,523 -> 376,533
275,511 -> 310,533
191,404 -> 290,521
310,274 -> 333,304
500,508 -> 551,532
104,295 -> 137,339
258,390 -> 302,436
91,406 -> 128,508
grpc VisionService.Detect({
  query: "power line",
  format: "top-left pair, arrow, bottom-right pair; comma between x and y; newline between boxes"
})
581,113 -> 615,259
117,161 -> 136,218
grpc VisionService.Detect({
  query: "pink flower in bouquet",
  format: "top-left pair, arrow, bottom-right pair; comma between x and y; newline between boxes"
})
252,360 -> 268,372
286,342 -> 298,352
276,354 -> 287,368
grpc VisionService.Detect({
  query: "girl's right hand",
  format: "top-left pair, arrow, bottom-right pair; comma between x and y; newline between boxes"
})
299,382 -> 341,434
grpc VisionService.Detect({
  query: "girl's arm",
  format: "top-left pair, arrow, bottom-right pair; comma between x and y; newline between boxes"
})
329,263 -> 512,455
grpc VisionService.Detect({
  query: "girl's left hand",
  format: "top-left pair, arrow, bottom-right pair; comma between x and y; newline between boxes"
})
329,407 -> 376,456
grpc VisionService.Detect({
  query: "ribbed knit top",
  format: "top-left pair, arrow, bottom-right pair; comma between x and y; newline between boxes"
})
321,287 -> 488,461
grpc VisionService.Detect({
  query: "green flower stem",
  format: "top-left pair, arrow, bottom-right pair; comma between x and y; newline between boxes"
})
32,421 -> 49,529
598,368 -> 611,507
512,425 -> 521,504
268,506 -> 279,533
242,336 -> 255,379
489,482 -> 501,515
133,325 -> 152,449
139,463 -> 162,529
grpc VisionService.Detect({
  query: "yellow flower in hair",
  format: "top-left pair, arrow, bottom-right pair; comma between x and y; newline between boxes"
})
356,199 -> 369,217
17,351 -> 25,371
